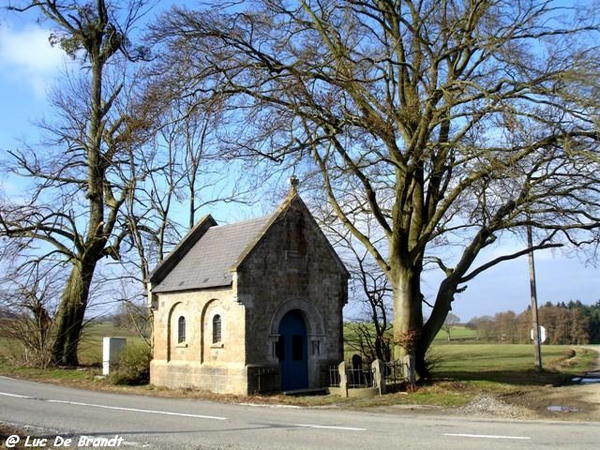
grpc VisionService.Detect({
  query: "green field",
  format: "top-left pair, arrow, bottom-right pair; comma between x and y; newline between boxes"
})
341,323 -> 592,387
344,323 -> 478,350
431,343 -> 590,384
77,321 -> 145,365
0,321 -> 144,367
433,325 -> 478,342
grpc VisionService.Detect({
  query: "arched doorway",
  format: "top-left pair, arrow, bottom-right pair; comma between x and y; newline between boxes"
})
278,309 -> 308,391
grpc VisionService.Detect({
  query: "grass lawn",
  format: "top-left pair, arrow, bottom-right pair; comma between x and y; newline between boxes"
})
433,325 -> 478,342
0,321 -> 144,375
431,343 -> 593,386
343,323 -> 479,357
77,321 -> 145,365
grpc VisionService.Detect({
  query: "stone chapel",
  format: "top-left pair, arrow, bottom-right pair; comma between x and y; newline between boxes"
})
147,180 -> 349,395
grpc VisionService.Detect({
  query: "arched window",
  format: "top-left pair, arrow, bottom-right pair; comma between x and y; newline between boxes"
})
177,316 -> 186,343
212,314 -> 222,343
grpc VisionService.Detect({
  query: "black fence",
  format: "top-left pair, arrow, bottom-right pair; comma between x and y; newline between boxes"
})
251,366 -> 279,393
329,359 -> 406,390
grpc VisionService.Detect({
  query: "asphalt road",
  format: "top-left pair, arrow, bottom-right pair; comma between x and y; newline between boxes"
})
0,376 -> 598,450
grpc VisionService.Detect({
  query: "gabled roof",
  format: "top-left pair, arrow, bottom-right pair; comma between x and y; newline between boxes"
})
149,191 -> 349,294
150,214 -> 272,293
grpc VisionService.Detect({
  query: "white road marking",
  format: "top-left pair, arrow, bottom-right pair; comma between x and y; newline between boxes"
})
295,423 -> 366,431
2,389 -> 368,432
0,392 -> 33,399
238,402 -> 300,409
444,433 -> 531,440
0,391 -> 226,421
46,399 -> 228,420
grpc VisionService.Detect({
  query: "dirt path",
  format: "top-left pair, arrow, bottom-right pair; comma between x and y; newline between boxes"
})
496,346 -> 600,421
571,345 -> 600,417
583,345 -> 600,373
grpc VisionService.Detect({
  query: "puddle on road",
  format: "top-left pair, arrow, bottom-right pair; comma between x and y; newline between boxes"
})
571,376 -> 600,385
579,378 -> 600,384
547,405 -> 580,413
547,374 -> 600,413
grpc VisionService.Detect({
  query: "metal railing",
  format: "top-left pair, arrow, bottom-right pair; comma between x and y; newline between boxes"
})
252,366 -> 279,393
330,359 -> 406,391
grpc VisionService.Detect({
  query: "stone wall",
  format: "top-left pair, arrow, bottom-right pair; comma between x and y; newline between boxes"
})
150,361 -> 250,395
150,286 -> 253,395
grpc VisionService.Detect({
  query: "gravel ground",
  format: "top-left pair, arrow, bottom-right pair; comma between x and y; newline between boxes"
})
456,347 -> 600,421
458,394 -> 538,419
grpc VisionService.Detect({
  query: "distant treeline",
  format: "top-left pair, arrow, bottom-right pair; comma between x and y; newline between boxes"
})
466,300 -> 600,344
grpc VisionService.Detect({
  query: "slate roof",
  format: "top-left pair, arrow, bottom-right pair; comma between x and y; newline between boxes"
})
151,215 -> 272,293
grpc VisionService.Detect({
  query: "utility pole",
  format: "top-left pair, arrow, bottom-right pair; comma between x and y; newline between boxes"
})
527,223 -> 543,371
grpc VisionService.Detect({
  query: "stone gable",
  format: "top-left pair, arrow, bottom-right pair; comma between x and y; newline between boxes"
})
148,188 -> 348,395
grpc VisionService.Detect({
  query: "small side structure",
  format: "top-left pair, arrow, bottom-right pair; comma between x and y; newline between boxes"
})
147,184 -> 349,395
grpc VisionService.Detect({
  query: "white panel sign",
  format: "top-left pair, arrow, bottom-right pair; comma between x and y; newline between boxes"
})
530,325 -> 547,344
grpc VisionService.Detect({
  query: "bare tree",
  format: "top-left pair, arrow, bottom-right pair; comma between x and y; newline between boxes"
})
344,260 -> 393,363
112,297 -> 152,340
151,0 -> 600,381
1,0 -> 154,366
0,242 -> 65,367
318,205 -> 393,362
441,312 -> 460,342
348,249 -> 393,362
119,84 -> 260,296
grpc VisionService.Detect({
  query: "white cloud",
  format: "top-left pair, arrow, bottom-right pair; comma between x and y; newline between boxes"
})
0,22 -> 66,97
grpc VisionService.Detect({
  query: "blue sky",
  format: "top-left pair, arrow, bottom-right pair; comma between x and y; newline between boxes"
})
0,10 -> 63,150
0,6 -> 598,322
421,240 -> 599,322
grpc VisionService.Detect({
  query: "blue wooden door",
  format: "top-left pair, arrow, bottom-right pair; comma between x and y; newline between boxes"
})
278,310 -> 308,391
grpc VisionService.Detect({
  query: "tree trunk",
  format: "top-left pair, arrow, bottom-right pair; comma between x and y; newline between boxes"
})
417,279 -> 457,376
392,265 -> 423,384
51,259 -> 97,366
